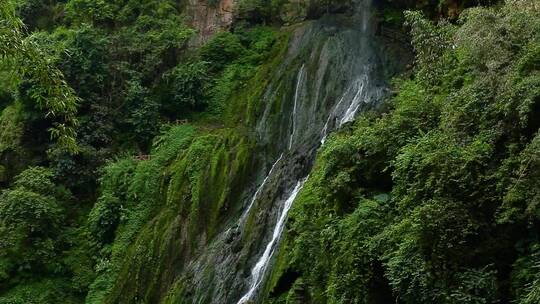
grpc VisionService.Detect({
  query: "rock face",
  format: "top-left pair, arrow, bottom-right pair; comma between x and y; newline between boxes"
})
160,1 -> 410,303
103,1 -> 411,303
186,0 -> 235,45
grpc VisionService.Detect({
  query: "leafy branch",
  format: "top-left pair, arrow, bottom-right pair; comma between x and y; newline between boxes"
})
0,0 -> 79,153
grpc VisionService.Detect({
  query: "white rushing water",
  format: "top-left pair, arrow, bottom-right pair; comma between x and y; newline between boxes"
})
238,153 -> 284,225
321,73 -> 375,144
235,1 -> 381,301
237,65 -> 377,304
237,179 -> 308,304
288,65 -> 306,150
339,74 -> 369,126
321,86 -> 353,144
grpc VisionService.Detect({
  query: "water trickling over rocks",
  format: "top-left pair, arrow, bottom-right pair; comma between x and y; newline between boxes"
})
121,1 -> 410,302
179,1 -> 402,303
237,177 -> 308,303
233,3 -> 389,302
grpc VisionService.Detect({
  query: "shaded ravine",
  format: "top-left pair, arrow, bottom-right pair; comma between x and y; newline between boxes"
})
165,0 -> 409,302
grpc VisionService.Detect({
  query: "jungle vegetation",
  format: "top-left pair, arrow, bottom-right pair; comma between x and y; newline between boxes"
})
0,0 -> 538,303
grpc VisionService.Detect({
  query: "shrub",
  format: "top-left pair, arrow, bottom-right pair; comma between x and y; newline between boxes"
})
0,167 -> 64,282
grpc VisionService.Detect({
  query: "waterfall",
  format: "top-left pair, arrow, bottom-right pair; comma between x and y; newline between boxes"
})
234,66 -> 314,299
236,70 -> 376,303
321,86 -> 352,144
234,1 -> 382,303
238,153 -> 284,225
289,64 -> 306,150
166,0 -> 402,300
237,179 -> 307,304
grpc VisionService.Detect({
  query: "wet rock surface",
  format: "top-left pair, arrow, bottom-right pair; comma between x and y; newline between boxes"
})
105,1 -> 411,302
166,2 -> 410,303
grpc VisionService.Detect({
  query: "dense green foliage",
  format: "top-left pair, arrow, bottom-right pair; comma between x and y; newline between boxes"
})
0,167 -> 81,303
1,167 -> 64,281
0,0 -> 280,301
1,0 -> 79,152
265,1 -> 540,303
1,0 -> 284,300
1,0 -> 538,303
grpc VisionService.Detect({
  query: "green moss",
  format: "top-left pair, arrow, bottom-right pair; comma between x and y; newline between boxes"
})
263,2 -> 540,303
83,123 -> 256,303
85,125 -> 196,303
222,28 -> 293,127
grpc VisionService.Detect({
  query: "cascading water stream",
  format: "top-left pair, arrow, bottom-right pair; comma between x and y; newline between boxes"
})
236,65 -> 310,304
321,86 -> 352,144
289,64 -> 306,150
237,77 -> 375,302
238,65 -> 305,230
340,75 -> 368,125
237,68 -> 380,304
166,0 -> 404,301
237,178 -> 307,304
234,1 -> 382,303
238,153 -> 284,226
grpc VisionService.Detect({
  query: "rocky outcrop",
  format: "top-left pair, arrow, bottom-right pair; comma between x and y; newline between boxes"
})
185,0 -> 235,45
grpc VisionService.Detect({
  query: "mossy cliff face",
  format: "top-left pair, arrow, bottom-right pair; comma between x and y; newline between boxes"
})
97,2 -> 408,303
262,1 -> 540,303
86,126 -> 256,303
107,129 -> 254,303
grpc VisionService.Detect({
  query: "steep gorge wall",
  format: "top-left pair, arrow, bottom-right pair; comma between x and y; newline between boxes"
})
102,1 -> 411,303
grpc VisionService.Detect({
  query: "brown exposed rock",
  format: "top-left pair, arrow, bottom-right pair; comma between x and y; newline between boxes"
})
186,0 -> 235,46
